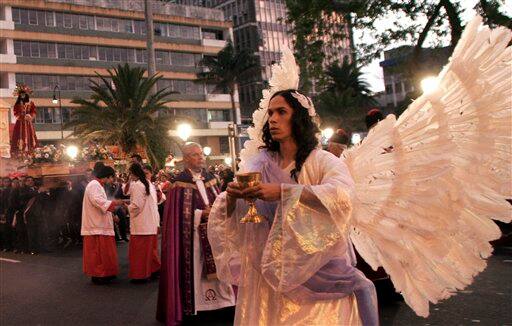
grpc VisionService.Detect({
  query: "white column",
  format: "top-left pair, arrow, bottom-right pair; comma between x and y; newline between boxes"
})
6,38 -> 13,54
0,5 -> 14,29
2,5 -> 13,21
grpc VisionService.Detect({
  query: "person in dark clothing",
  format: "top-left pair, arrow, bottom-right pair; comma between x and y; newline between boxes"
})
4,178 -> 20,251
327,128 -> 351,157
112,179 -> 130,242
220,167 -> 234,192
0,178 -> 14,251
25,189 -> 49,254
365,108 -> 384,130
68,176 -> 89,245
12,176 -> 38,254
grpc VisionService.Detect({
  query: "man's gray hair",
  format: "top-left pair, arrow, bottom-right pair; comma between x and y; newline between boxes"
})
182,142 -> 202,156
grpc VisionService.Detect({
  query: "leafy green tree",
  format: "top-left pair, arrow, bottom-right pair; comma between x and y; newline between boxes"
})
286,0 -> 511,89
67,63 -> 175,168
315,59 -> 376,130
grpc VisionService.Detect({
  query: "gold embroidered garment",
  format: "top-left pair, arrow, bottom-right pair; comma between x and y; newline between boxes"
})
209,149 -> 372,325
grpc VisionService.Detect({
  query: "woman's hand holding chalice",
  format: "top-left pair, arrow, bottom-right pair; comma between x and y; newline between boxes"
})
226,173 -> 281,223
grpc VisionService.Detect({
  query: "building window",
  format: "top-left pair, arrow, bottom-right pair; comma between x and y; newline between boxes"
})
35,107 -> 72,124
48,43 -> 57,58
12,8 -> 21,24
219,137 -> 229,154
13,41 -> 22,56
208,110 -> 231,122
11,8 -> 211,41
202,29 -> 224,40
123,19 -> 134,33
175,109 -> 207,126
79,15 -> 88,29
55,12 -> 63,27
28,10 -> 38,25
29,42 -> 40,57
63,13 -> 73,28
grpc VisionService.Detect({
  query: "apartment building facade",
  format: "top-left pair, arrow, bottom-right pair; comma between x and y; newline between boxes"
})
175,0 -> 353,120
0,0 -> 237,158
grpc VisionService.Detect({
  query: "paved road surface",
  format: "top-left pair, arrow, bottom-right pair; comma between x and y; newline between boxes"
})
1,242 -> 511,325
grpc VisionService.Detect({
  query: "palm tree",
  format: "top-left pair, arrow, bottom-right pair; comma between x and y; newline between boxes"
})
316,58 -> 377,130
196,41 -> 258,151
324,58 -> 375,104
67,63 -> 175,168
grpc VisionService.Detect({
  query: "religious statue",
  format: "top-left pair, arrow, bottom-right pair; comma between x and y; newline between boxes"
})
11,84 -> 38,158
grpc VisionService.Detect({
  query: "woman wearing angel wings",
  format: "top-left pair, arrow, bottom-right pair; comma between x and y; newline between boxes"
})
208,16 -> 511,325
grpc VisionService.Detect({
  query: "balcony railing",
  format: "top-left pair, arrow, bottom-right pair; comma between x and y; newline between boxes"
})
208,121 -> 231,129
206,94 -> 232,102
202,39 -> 227,48
0,54 -> 16,64
0,20 -> 14,30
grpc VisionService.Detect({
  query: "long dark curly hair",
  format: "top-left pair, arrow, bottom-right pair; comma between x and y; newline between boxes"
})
261,89 -> 320,181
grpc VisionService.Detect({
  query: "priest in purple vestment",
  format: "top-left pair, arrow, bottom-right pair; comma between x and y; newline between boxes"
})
157,142 -> 236,325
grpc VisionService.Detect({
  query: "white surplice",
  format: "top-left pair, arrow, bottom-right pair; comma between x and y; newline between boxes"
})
191,170 -> 236,313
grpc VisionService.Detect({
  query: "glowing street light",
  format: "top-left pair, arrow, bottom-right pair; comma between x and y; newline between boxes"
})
203,146 -> 212,156
321,128 -> 334,140
224,157 -> 232,166
177,123 -> 192,141
351,133 -> 361,145
421,76 -> 439,94
66,145 -> 79,160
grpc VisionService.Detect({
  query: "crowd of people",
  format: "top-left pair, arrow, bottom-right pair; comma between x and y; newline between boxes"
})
0,154 -> 236,256
0,174 -> 86,254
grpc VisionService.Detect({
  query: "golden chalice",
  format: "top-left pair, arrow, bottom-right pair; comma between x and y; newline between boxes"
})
237,172 -> 265,223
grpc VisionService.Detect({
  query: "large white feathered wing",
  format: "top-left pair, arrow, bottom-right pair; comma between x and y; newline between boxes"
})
344,16 -> 512,318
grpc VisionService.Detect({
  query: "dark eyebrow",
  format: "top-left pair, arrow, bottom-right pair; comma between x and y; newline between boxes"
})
268,106 -> 286,111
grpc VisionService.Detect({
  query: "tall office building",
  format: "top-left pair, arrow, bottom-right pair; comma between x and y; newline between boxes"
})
0,0 -> 236,158
174,0 -> 352,120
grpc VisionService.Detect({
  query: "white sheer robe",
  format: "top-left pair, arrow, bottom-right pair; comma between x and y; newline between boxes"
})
209,149 -> 377,325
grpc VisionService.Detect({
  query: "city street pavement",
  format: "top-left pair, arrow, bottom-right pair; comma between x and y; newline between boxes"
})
1,242 -> 511,326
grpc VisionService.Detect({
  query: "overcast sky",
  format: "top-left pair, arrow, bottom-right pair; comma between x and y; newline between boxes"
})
357,1 -> 512,92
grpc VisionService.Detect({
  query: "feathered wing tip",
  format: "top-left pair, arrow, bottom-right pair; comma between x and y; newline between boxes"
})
239,46 -> 300,172
346,15 -> 512,318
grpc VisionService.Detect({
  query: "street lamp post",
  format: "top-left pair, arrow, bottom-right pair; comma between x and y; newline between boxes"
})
227,124 -> 237,171
52,85 -> 64,140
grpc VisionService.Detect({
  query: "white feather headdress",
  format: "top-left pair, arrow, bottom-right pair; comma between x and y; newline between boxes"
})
239,46 -> 314,171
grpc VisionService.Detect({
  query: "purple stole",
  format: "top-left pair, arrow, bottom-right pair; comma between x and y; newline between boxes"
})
157,169 -> 220,325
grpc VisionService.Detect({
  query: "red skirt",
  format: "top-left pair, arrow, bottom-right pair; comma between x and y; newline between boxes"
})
83,235 -> 119,277
129,234 -> 161,279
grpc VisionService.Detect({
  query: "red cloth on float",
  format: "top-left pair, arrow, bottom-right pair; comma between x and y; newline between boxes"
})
129,234 -> 160,279
10,102 -> 38,156
83,235 -> 119,277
